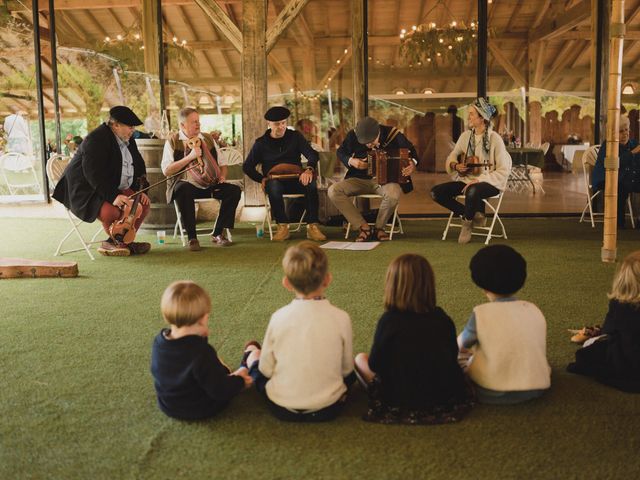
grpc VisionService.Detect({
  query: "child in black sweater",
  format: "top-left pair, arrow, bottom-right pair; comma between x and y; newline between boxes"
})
355,254 -> 473,424
151,281 -> 252,420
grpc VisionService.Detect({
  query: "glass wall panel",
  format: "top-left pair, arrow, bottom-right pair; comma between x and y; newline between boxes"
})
162,0 -> 242,146
0,13 -> 45,201
368,0 -> 478,172
488,0 -> 595,173
265,0 -> 353,182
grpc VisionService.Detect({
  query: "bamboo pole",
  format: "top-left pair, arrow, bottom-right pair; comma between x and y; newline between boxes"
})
602,0 -> 625,263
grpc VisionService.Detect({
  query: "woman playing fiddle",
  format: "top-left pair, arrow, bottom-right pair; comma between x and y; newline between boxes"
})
53,106 -> 151,257
430,98 -> 512,244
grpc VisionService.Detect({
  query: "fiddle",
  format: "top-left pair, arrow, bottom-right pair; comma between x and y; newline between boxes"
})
457,131 -> 489,176
109,176 -> 150,244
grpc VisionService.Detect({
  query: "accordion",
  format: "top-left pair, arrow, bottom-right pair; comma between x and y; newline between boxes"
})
367,148 -> 411,185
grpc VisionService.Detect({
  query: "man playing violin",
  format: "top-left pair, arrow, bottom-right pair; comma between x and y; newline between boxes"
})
243,106 -> 326,242
53,106 -> 151,257
329,117 -> 418,242
430,97 -> 512,244
161,107 -> 241,251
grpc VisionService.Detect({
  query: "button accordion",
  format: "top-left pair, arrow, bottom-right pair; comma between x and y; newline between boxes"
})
366,148 -> 411,185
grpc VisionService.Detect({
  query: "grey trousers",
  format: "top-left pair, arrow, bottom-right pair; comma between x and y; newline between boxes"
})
328,177 -> 402,229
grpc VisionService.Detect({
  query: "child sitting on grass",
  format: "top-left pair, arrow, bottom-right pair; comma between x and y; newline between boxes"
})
567,251 -> 640,393
354,254 -> 474,424
458,245 -> 551,404
151,281 -> 252,420
242,241 -> 355,422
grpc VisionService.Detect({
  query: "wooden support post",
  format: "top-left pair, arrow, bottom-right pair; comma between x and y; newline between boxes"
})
241,0 -> 267,207
529,101 -> 542,146
602,0 -> 625,263
351,0 -> 365,122
142,0 -> 159,76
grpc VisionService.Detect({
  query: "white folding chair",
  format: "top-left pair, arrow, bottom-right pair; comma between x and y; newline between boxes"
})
173,146 -> 243,245
579,146 -> 635,228
261,151 -> 322,240
46,155 -> 103,260
1,152 -> 41,195
442,192 -> 507,245
344,194 -> 403,240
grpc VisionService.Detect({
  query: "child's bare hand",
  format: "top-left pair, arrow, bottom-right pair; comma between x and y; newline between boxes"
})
232,367 -> 253,388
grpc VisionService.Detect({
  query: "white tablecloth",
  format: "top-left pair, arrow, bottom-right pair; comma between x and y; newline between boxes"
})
560,145 -> 589,166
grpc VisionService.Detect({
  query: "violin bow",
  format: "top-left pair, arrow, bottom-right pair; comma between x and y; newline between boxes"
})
127,162 -> 202,199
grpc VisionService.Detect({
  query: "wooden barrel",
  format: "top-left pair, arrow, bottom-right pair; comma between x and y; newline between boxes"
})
136,139 -> 176,230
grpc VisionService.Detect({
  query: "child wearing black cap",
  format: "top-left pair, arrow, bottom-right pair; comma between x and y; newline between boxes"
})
458,245 -> 551,404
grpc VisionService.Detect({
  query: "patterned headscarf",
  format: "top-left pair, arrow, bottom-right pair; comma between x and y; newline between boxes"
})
471,97 -> 497,121
469,97 -> 497,156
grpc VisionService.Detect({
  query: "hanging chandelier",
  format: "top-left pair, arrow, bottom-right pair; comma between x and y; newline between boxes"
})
399,0 -> 477,68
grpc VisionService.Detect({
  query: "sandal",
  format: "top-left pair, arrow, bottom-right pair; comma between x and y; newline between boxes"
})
567,325 -> 602,344
375,229 -> 390,241
355,226 -> 372,242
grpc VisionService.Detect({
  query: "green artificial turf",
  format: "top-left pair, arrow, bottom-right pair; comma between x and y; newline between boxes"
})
1,217 -> 640,479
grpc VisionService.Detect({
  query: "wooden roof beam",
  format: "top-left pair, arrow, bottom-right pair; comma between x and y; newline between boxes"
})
529,0 -> 590,43
194,0 -> 242,54
266,0 -> 310,53
316,48 -> 352,90
175,5 -> 220,78
488,39 -> 527,88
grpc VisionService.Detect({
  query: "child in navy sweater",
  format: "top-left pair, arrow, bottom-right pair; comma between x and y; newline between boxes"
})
151,281 -> 252,420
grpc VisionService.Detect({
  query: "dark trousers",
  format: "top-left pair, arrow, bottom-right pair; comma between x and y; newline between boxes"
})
248,361 -> 356,423
173,181 -> 241,239
431,181 -> 500,220
265,178 -> 319,224
594,182 -> 630,227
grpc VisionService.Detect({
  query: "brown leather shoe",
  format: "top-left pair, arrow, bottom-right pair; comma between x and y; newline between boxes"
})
187,239 -> 201,251
97,240 -> 130,257
211,234 -> 232,247
306,223 -> 327,242
272,224 -> 290,241
128,242 -> 151,255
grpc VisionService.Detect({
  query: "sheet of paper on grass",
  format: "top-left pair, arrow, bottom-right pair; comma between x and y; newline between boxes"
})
320,241 -> 380,251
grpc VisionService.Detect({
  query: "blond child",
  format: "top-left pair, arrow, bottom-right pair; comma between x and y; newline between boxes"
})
458,245 -> 551,404
568,251 -> 640,392
243,241 -> 355,422
150,281 -> 252,420
355,254 -> 473,424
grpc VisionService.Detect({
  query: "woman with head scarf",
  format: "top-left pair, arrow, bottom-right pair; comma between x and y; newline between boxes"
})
431,98 -> 512,244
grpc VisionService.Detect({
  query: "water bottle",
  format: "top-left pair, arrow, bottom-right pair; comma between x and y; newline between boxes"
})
255,224 -> 264,238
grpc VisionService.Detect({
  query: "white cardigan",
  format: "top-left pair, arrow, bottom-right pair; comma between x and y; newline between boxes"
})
445,129 -> 512,191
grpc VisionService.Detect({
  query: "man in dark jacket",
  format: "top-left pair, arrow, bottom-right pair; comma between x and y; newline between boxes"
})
329,117 -> 418,241
52,106 -> 151,257
243,106 -> 326,242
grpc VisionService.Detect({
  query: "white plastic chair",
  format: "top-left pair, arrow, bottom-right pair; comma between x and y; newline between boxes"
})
1,152 -> 41,195
344,195 -> 403,240
173,147 -> 243,245
46,154 -> 103,260
579,145 -> 635,228
442,192 -> 507,245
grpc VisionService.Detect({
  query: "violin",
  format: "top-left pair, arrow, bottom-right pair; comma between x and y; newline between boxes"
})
109,176 -> 150,244
457,131 -> 489,176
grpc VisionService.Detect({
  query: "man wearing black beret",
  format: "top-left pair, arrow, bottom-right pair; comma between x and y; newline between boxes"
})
53,106 -> 151,256
243,106 -> 326,241
329,117 -> 418,242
